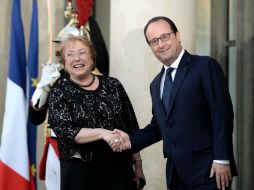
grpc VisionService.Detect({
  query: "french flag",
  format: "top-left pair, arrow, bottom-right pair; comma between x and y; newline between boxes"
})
0,0 -> 31,189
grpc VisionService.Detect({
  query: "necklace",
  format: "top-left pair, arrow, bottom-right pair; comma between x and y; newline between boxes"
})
70,74 -> 96,88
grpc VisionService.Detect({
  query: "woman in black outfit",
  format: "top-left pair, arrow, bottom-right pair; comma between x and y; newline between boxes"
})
48,36 -> 145,190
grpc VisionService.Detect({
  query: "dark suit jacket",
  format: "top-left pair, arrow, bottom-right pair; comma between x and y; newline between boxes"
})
130,51 -> 237,186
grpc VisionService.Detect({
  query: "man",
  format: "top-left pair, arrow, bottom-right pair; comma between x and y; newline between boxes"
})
112,16 -> 237,190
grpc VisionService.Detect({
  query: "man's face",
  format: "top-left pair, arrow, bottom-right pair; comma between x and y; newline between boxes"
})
146,19 -> 182,66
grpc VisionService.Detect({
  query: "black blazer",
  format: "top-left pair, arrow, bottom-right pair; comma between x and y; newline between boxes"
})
130,51 -> 237,186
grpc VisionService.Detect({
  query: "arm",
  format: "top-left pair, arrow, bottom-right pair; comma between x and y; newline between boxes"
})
48,86 -> 119,147
202,59 -> 234,160
202,58 -> 234,189
74,79 -> 137,145
128,82 -> 162,152
31,63 -> 62,109
29,102 -> 48,125
132,152 -> 146,190
110,107 -> 162,152
117,81 -> 146,189
129,114 -> 162,153
29,63 -> 63,125
48,87 -> 80,147
75,128 -> 120,144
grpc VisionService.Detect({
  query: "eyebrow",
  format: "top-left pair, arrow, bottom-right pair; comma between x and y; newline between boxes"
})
151,32 -> 172,38
66,48 -> 87,53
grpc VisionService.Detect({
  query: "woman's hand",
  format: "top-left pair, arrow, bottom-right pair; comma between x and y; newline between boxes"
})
101,130 -> 123,152
134,163 -> 146,190
107,129 -> 132,152
133,153 -> 146,189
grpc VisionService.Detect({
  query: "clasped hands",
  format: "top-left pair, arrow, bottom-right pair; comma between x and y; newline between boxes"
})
103,129 -> 131,152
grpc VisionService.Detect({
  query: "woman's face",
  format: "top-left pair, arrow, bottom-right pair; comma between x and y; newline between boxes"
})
64,40 -> 93,79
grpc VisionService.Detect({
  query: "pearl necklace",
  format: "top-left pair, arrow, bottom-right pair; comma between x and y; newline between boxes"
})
70,74 -> 96,88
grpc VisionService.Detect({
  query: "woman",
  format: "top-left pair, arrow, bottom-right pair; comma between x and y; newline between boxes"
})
48,36 -> 145,190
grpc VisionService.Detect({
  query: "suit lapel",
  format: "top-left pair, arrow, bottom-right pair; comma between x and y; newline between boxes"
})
167,52 -> 191,119
151,68 -> 167,118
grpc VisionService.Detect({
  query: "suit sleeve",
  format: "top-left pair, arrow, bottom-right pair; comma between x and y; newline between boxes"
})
29,103 -> 48,125
129,109 -> 162,154
202,58 -> 234,160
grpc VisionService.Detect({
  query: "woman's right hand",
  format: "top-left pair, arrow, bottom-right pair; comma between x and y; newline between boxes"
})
102,129 -> 123,152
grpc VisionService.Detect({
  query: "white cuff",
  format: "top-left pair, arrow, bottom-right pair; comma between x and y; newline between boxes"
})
213,160 -> 229,164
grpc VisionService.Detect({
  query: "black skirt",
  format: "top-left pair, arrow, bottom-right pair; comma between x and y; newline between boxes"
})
60,152 -> 136,190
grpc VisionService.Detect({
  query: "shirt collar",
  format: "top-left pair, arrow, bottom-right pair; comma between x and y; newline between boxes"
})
163,49 -> 185,70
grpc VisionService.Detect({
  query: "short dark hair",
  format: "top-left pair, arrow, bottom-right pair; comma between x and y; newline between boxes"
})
144,16 -> 179,44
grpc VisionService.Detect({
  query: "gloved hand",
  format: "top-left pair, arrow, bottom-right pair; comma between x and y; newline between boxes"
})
31,63 -> 63,108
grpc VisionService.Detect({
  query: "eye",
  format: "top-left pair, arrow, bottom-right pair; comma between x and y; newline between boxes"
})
67,53 -> 74,57
79,51 -> 87,56
161,34 -> 169,41
150,38 -> 158,46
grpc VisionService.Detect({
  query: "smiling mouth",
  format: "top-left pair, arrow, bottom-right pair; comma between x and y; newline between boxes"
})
159,50 -> 169,55
73,64 -> 85,68
159,46 -> 170,53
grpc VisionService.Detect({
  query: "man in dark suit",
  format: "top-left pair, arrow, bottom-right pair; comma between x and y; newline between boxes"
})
111,16 -> 237,190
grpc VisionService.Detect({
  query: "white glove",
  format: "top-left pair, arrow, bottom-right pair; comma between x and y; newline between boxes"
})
31,63 -> 63,108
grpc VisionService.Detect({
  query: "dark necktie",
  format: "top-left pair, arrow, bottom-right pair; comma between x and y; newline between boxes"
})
162,67 -> 174,112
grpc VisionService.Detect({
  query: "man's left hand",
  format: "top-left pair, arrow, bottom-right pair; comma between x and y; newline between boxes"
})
210,162 -> 232,190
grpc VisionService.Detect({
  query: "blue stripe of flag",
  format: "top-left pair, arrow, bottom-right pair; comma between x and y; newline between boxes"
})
8,0 -> 27,92
27,0 -> 38,189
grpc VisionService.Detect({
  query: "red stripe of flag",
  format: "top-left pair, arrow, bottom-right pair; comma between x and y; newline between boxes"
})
0,161 -> 29,190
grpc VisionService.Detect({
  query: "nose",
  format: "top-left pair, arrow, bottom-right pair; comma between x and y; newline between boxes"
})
157,38 -> 166,48
74,53 -> 81,60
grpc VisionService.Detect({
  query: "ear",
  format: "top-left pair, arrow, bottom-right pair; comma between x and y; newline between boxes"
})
175,32 -> 181,43
91,62 -> 96,71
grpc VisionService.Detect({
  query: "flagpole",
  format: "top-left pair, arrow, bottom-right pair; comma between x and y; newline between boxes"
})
47,0 -> 53,63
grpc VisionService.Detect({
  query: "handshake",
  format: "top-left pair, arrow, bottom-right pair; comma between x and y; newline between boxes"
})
103,129 -> 132,152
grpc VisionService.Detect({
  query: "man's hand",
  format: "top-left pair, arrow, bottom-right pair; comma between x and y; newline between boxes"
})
101,130 -> 122,152
106,129 -> 131,152
210,162 -> 232,190
31,63 -> 63,108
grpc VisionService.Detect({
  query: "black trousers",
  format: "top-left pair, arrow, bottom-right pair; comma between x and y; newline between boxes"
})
170,166 -> 232,190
